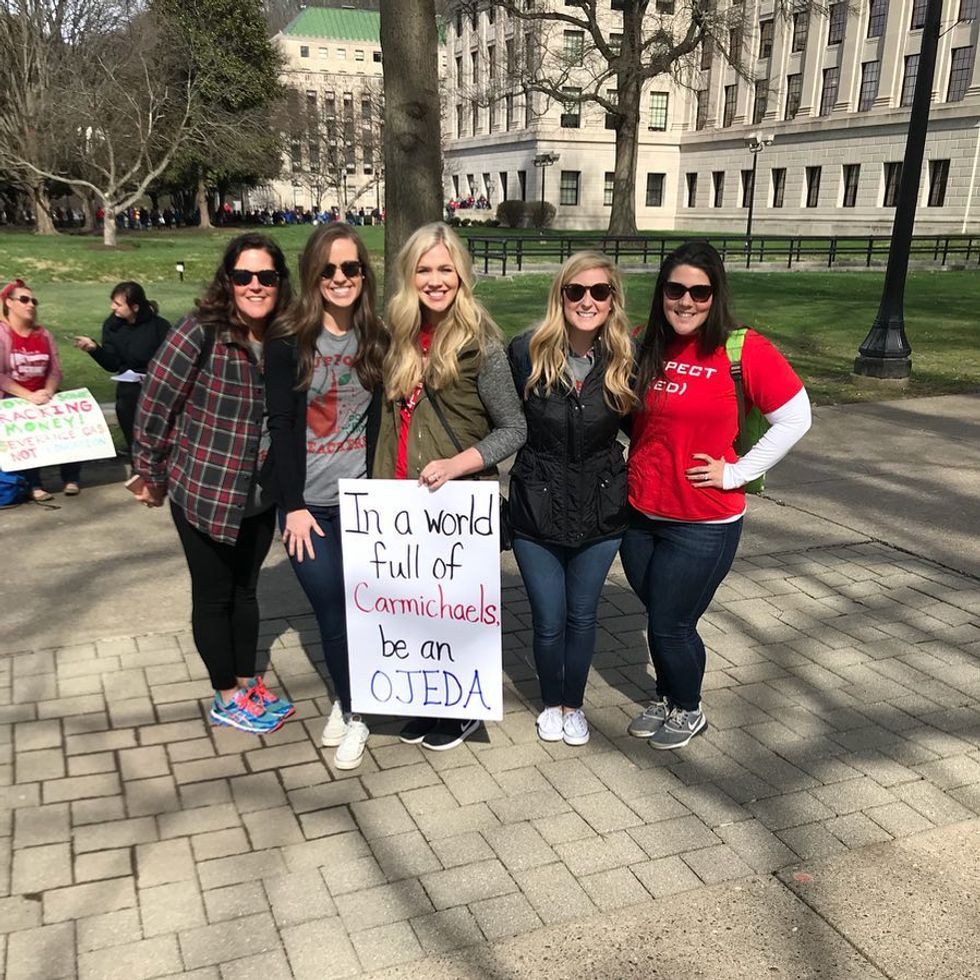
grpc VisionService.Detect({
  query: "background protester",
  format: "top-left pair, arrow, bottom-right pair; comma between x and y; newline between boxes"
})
622,241 -> 811,749
73,281 -> 171,458
508,252 -> 636,747
374,221 -> 525,751
0,278 -> 82,500
263,224 -> 387,770
132,234 -> 294,736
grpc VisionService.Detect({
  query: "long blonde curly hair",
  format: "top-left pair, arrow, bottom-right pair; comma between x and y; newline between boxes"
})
525,251 -> 636,415
383,222 -> 501,401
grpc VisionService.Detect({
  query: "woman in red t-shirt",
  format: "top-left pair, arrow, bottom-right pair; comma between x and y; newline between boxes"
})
0,278 -> 82,500
621,242 -> 811,750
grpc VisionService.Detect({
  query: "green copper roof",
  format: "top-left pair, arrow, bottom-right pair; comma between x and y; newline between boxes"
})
282,7 -> 380,42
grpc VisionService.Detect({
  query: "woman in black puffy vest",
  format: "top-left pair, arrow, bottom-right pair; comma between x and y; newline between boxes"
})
507,251 -> 636,746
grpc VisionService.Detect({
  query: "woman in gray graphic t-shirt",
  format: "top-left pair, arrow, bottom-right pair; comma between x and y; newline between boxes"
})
262,224 -> 388,771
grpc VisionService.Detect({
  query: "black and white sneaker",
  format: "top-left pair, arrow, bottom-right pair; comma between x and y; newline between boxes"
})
422,718 -> 482,751
399,717 -> 437,744
648,705 -> 707,750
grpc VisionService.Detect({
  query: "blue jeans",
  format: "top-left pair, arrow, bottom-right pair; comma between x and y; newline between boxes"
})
279,505 -> 352,713
513,534 -> 622,709
619,511 -> 742,712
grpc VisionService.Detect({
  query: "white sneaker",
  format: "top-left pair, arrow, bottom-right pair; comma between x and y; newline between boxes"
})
562,709 -> 590,746
536,706 -> 564,742
321,701 -> 348,747
334,717 -> 369,770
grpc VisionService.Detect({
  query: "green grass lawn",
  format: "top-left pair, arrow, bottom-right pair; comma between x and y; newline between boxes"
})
3,227 -> 977,407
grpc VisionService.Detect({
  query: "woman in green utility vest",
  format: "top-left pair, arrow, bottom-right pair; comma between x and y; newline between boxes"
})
374,222 -> 526,751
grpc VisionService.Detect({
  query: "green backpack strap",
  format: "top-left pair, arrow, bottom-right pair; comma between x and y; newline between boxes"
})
725,328 -> 751,457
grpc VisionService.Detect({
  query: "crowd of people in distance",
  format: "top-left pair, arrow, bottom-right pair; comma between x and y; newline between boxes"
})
1,223 -> 811,770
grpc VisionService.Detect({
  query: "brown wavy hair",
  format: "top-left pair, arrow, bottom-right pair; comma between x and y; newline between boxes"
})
196,233 -> 293,340
268,224 -> 387,390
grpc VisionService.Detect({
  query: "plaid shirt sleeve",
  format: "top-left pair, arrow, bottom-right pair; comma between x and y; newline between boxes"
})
133,316 -> 205,488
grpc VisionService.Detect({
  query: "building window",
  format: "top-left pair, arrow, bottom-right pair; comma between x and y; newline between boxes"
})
858,61 -> 880,111
753,79 -> 768,124
604,172 -> 615,207
901,54 -> 919,106
759,19 -> 774,58
499,172 -> 508,199
695,89 -> 708,130
299,45 -> 310,58
785,74 -> 803,119
729,27 -> 742,64
605,88 -> 618,129
792,12 -> 809,52
772,167 -> 786,207
609,33 -> 623,57
962,0 -> 980,18
842,164 -> 860,207
649,91 -> 669,130
701,41 -> 713,70
645,173 -> 665,207
948,47 -> 975,102
563,30 -> 584,65
828,3 -> 847,44
471,50 -> 478,84
506,93 -> 516,129
518,170 -> 527,200
723,84 -> 737,126
455,103 -> 463,137
867,0 -> 887,39
559,170 -> 580,206
455,56 -> 462,86
686,172 -> 698,207
373,51 -> 382,63
506,39 -> 516,74
910,0 -> 927,28
928,159 -> 950,206
820,66 -> 840,114
805,166 -> 821,207
318,46 -> 328,59
561,87 -> 581,127
472,99 -> 479,133
306,90 -> 317,109
741,169 -> 754,207
355,49 -> 365,62
656,0 -> 675,11
451,176 -> 460,199
290,141 -> 301,172
883,162 -> 902,206
336,47 -> 346,60
712,170 -> 724,207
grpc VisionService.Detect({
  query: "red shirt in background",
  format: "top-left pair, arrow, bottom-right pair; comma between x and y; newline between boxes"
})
628,329 -> 802,522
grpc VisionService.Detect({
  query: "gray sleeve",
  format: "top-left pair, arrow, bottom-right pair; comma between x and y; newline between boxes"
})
474,341 -> 526,467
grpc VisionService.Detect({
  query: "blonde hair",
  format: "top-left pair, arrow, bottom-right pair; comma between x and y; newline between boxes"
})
525,251 -> 636,415
383,222 -> 502,401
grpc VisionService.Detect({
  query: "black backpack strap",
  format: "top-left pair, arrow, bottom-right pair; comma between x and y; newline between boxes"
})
424,385 -> 464,454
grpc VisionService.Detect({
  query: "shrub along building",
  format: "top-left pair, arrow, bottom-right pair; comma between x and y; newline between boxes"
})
443,0 -> 980,235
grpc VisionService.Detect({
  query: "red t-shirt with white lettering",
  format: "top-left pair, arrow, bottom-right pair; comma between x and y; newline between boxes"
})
628,329 -> 802,522
8,329 -> 52,392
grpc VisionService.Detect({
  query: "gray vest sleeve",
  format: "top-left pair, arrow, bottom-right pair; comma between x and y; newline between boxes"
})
474,342 -> 527,467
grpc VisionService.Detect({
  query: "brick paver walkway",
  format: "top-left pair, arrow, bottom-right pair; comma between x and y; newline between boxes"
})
3,541 -> 980,978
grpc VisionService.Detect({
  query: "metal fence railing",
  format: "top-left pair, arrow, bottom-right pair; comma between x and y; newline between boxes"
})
465,233 -> 980,275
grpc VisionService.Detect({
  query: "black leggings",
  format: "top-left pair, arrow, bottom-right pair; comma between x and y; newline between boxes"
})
115,382 -> 141,454
171,502 -> 276,691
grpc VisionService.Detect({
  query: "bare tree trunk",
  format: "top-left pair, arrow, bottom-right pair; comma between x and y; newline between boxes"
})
103,204 -> 118,247
380,0 -> 443,296
31,182 -> 58,236
196,176 -> 212,230
80,189 -> 97,233
607,73 -> 641,237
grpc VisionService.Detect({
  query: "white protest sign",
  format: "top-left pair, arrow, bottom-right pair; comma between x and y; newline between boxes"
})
0,388 -> 116,471
339,478 -> 503,721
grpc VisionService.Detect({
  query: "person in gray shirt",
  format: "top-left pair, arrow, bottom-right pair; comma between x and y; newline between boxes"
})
263,225 -> 388,770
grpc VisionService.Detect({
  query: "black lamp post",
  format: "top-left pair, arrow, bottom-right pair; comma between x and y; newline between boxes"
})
533,151 -> 560,211
745,133 -> 773,268
854,0 -> 943,379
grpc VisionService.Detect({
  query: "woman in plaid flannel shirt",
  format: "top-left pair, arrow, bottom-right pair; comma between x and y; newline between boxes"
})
132,234 -> 296,736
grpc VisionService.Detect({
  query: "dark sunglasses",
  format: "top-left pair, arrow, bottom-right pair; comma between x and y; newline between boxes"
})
562,282 -> 614,303
321,260 -> 363,281
13,295 -> 38,306
663,281 -> 713,302
230,269 -> 280,287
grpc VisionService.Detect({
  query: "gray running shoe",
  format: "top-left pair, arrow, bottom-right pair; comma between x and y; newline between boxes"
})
627,697 -> 671,737
648,706 -> 707,750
